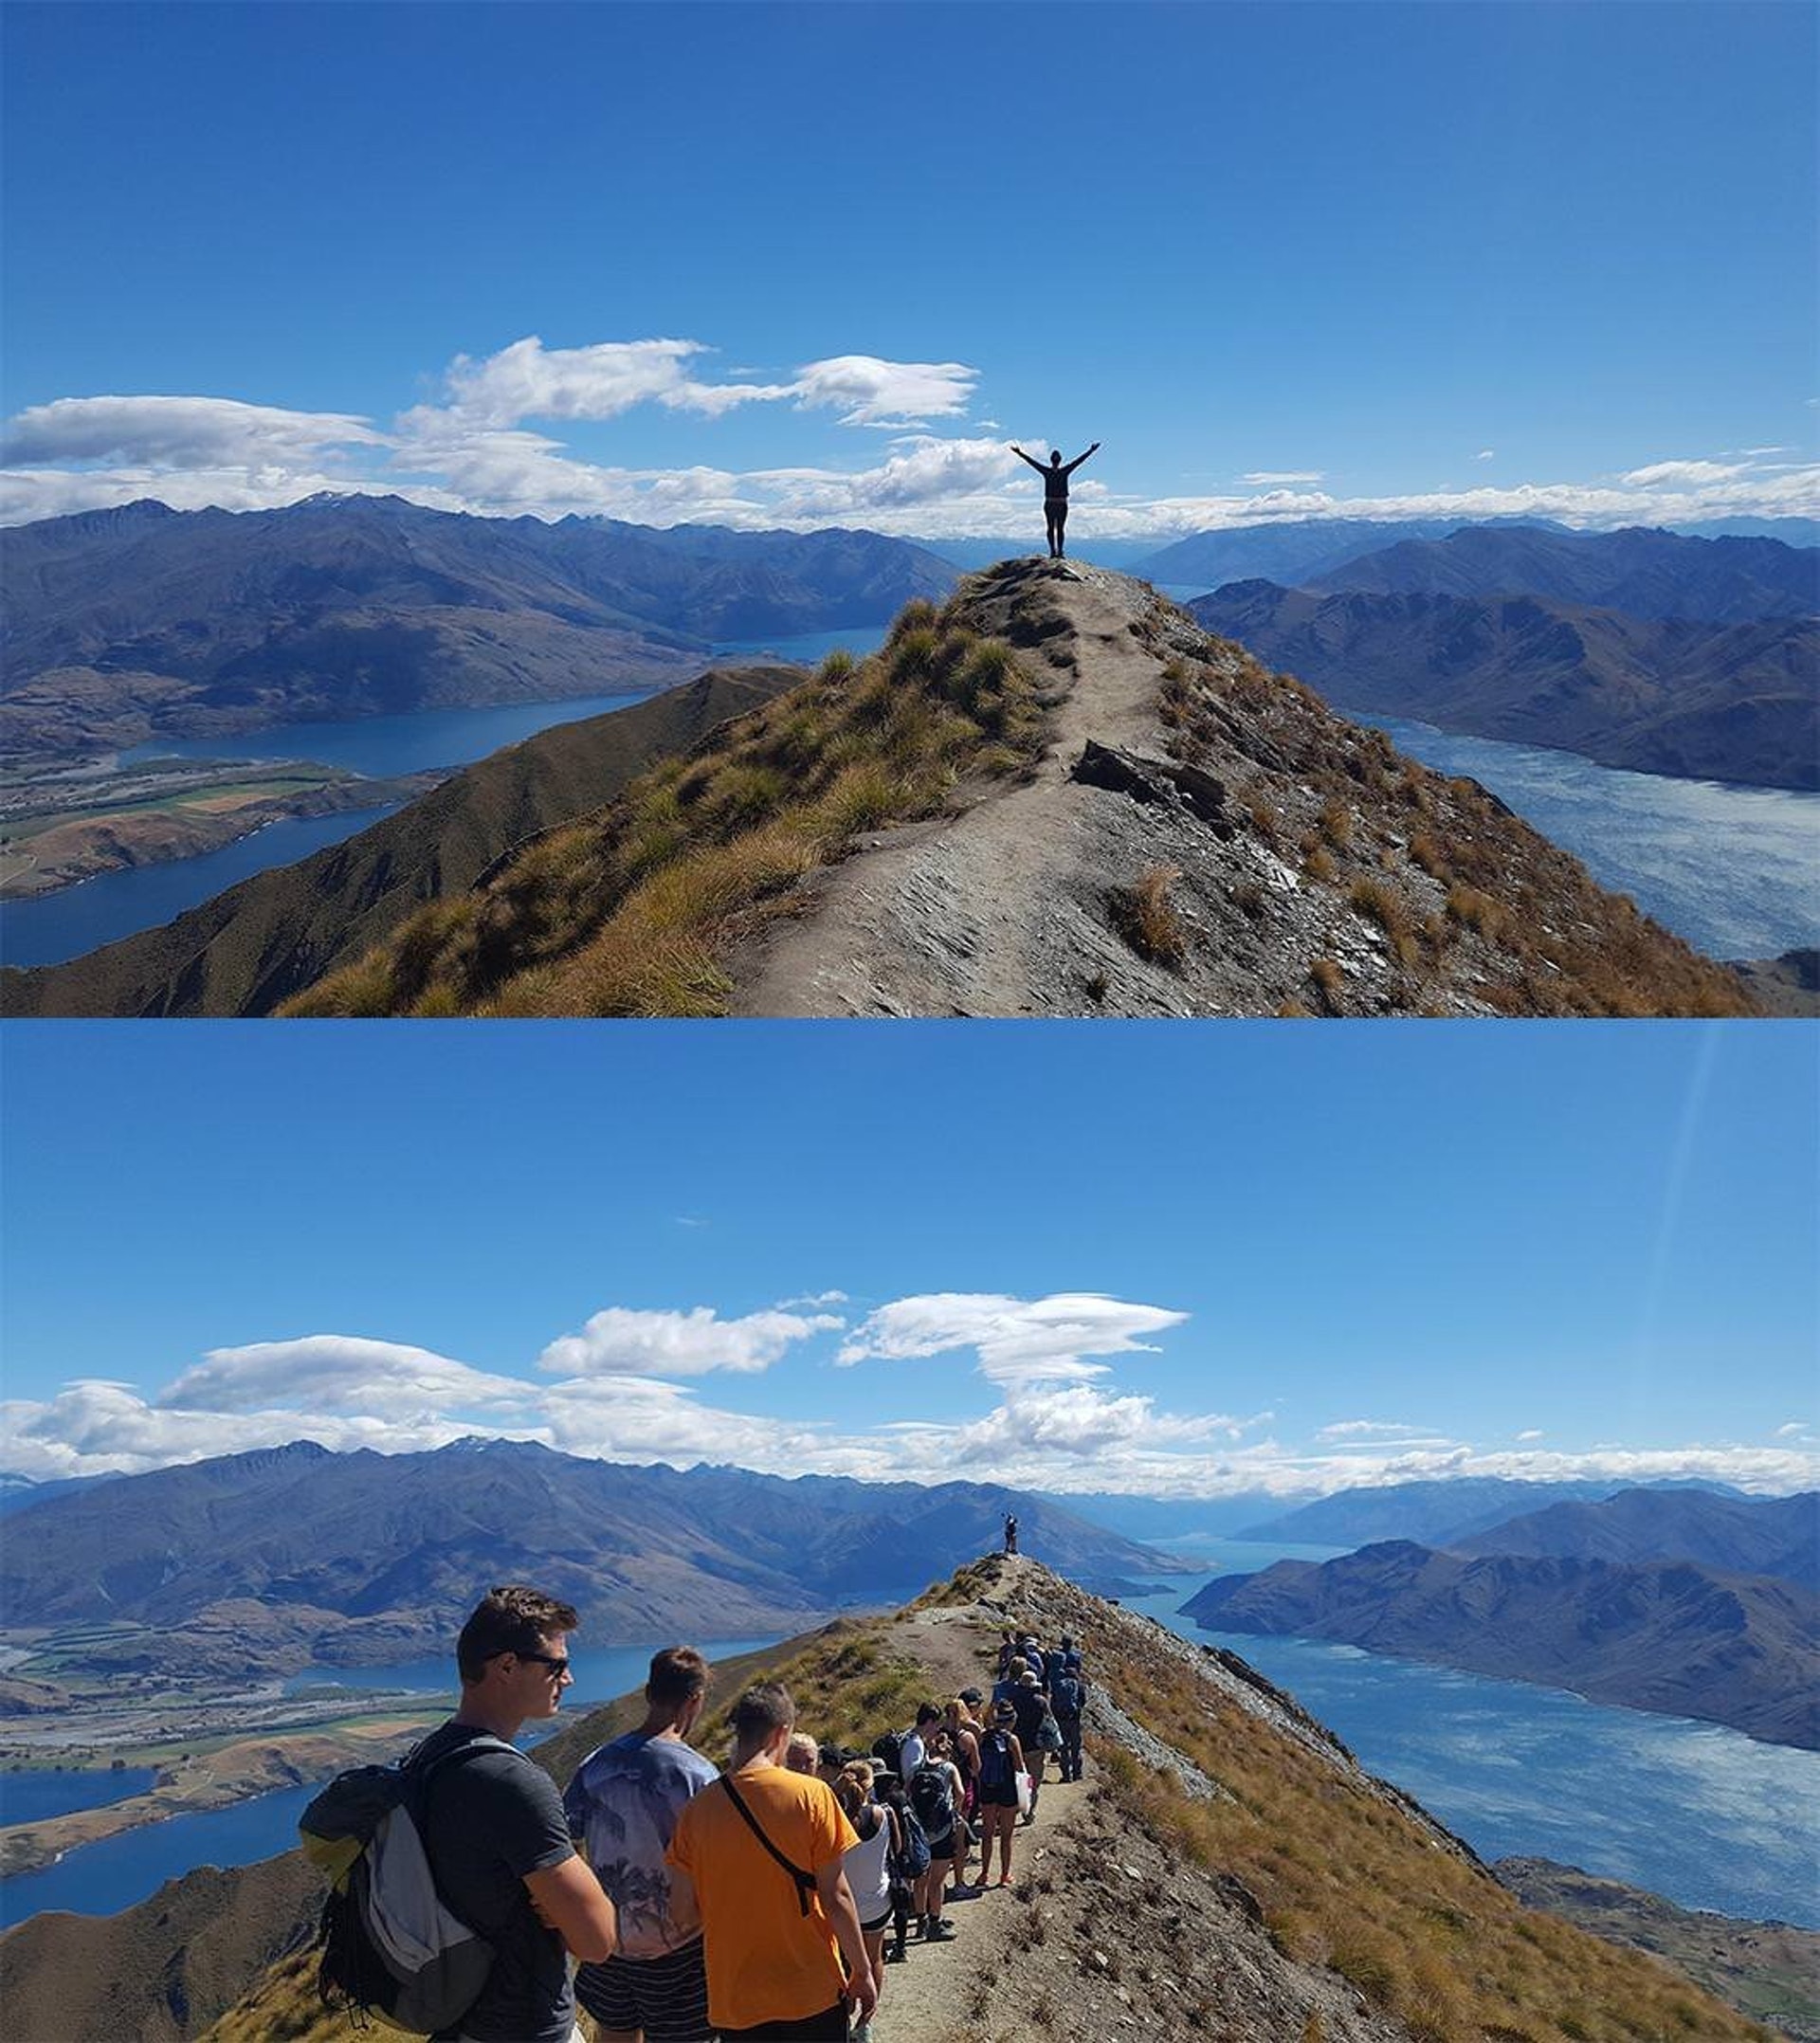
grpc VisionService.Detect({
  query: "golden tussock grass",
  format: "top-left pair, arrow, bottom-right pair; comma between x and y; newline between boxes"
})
1109,864 -> 1189,967
1074,1623 -> 1770,2043
282,615 -> 1046,1019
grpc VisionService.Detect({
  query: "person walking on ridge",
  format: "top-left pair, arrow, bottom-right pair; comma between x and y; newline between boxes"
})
1010,441 -> 1100,558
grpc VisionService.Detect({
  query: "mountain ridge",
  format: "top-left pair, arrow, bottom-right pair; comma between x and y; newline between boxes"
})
276,560 -> 1756,1019
1182,1538 -> 1819,1748
0,1441 -> 1165,1677
0,664 -> 802,1015
0,497 -> 956,757
1188,578 -> 1819,790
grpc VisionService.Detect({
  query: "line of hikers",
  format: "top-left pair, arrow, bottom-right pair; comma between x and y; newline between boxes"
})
306,1584 -> 1091,2043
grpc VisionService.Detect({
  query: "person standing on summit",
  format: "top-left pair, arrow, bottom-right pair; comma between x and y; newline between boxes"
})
1011,441 -> 1100,558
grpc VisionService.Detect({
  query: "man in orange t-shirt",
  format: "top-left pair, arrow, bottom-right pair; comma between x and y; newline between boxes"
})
667,1682 -> 877,2040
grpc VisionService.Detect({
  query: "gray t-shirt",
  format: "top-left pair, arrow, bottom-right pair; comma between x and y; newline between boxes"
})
564,1729 -> 718,1960
415,1724 -> 577,2043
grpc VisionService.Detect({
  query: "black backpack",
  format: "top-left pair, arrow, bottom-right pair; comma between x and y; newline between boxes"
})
908,1761 -> 955,1836
871,1728 -> 908,1775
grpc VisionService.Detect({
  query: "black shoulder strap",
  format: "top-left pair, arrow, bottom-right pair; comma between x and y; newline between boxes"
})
719,1775 -> 817,1917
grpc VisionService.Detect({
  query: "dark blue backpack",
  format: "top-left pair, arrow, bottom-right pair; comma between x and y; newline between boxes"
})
890,1804 -> 931,1882
977,1728 -> 1013,1791
1050,1669 -> 1084,1715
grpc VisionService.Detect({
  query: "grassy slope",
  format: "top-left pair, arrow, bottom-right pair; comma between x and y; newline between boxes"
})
280,603 -> 1048,1017
1145,646 -> 1755,1017
0,666 -> 797,1017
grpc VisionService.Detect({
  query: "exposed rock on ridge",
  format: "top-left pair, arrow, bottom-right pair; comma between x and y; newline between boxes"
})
732,560 -> 1753,1016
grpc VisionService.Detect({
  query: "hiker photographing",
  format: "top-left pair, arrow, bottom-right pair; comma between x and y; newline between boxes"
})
1010,441 -> 1100,558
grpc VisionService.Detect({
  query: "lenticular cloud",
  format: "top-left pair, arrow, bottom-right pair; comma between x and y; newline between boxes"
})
836,1291 -> 1191,1386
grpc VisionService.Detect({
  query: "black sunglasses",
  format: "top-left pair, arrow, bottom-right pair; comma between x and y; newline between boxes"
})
509,1651 -> 571,1675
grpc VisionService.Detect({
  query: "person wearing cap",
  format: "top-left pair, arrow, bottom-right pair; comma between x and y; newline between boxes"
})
974,1702 -> 1027,1887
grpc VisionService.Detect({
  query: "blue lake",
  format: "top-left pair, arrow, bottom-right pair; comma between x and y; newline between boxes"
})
0,1767 -> 158,1827
0,1633 -> 783,1925
0,1782 -> 321,1926
1121,1578 -> 1820,1930
0,806 -> 406,970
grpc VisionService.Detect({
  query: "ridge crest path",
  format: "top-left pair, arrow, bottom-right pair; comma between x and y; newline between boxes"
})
843,1555 -> 1413,2043
731,558 -> 1214,1017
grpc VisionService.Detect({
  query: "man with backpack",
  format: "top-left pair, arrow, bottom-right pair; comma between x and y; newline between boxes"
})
1047,1641 -> 1088,1784
667,1683 -> 878,2041
410,1586 -> 618,2043
564,1645 -> 718,2043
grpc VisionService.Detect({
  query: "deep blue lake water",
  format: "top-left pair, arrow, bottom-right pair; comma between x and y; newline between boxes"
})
0,1767 -> 157,1827
1121,1578 -> 1820,1930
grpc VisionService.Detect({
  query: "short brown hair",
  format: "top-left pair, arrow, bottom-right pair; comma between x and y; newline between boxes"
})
646,1646 -> 710,1707
456,1585 -> 579,1684
731,1682 -> 794,1742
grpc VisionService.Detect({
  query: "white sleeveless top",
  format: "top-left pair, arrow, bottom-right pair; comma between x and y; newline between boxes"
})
842,1803 -> 894,1919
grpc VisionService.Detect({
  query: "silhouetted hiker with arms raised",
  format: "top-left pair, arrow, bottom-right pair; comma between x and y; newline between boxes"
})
1011,441 -> 1100,557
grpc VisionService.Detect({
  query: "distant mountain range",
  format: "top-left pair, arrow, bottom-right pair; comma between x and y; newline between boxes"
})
1190,1487 -> 1819,1748
1189,581 -> 1818,790
0,497 -> 956,757
1237,1477 -> 1662,1549
1449,1486 -> 1819,1592
1131,518 -> 1480,591
1297,524 -> 1818,622
1183,1539 -> 1817,1748
0,1439 -> 1164,1676
0,662 -> 803,1017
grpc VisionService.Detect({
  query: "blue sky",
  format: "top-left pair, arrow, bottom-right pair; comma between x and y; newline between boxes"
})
3,1022 -> 1814,1498
3,1 -> 1814,536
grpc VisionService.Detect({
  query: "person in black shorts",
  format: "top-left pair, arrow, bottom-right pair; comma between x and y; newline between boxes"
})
1011,442 -> 1101,557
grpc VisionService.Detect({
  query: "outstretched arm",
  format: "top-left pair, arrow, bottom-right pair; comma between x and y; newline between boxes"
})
1064,442 -> 1101,475
1010,447 -> 1047,474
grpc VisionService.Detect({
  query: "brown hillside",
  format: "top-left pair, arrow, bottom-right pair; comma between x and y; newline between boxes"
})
280,562 -> 1756,1018
183,1558 -> 1768,2043
0,666 -> 800,1017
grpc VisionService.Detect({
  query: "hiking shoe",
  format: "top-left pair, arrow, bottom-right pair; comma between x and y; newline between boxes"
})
924,1920 -> 957,1942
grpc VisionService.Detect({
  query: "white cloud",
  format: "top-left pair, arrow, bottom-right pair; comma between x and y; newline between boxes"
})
537,1304 -> 844,1379
0,1380 -> 501,1480
160,1336 -> 533,1415
1516,1428 -> 1545,1442
1476,448 -> 1496,461
433,337 -> 792,429
947,1384 -> 1240,1464
0,394 -> 385,468
1620,458 -> 1749,487
779,1289 -> 849,1308
1316,1418 -> 1424,1440
836,1291 -> 1190,1387
1240,470 -> 1324,485
788,356 -> 976,428
1775,1420 -> 1811,1438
